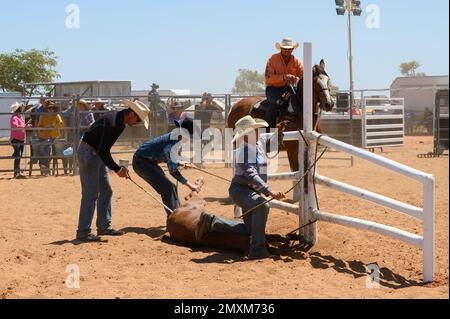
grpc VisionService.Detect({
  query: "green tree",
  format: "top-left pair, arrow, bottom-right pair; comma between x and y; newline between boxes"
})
0,49 -> 59,95
232,69 -> 265,95
399,61 -> 426,77
330,82 -> 340,96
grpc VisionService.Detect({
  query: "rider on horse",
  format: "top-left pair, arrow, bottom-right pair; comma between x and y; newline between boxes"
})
265,38 -> 304,128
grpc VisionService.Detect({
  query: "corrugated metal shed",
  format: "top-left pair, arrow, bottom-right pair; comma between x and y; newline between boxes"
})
391,75 -> 449,112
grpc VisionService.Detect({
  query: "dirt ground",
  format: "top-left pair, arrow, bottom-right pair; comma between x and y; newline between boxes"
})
0,136 -> 448,299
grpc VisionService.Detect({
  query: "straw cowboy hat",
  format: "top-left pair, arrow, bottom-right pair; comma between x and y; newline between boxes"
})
231,115 -> 269,143
123,99 -> 151,129
10,102 -> 23,113
275,38 -> 299,51
78,99 -> 89,106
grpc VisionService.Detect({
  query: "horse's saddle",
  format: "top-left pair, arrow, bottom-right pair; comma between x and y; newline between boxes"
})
252,99 -> 271,113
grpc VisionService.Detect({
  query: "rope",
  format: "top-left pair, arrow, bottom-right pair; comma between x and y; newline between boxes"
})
285,134 -> 326,237
239,142 -> 328,220
185,165 -> 232,183
285,219 -> 318,237
128,175 -> 174,214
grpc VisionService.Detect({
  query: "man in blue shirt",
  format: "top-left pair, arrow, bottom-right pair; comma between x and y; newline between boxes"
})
132,118 -> 200,216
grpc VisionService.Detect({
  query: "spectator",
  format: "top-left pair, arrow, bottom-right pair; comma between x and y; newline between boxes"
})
423,107 -> 433,135
194,92 -> 223,139
37,102 -> 64,176
148,83 -> 161,109
92,98 -> 111,121
78,99 -> 95,135
405,111 -> 416,135
31,96 -> 47,129
352,106 -> 362,116
61,100 -> 77,145
167,101 -> 187,123
10,103 -> 31,179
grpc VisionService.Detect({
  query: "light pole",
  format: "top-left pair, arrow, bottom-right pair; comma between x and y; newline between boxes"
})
336,0 -> 361,148
336,0 -> 361,108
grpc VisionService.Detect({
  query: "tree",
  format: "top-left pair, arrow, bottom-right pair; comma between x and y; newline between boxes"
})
399,61 -> 426,77
330,82 -> 340,96
232,69 -> 265,95
0,49 -> 60,95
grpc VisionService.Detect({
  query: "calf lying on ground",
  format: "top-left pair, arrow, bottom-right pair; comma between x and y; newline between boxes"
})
167,196 -> 249,253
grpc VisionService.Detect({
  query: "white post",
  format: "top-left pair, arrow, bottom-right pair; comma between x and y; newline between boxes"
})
362,95 -> 367,149
303,43 -> 313,134
299,136 -> 306,237
301,42 -> 317,244
423,175 -> 435,283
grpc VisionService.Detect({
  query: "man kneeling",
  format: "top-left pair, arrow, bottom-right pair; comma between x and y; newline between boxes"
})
195,115 -> 285,259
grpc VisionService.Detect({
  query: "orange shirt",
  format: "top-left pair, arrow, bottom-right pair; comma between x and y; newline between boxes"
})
265,53 -> 304,88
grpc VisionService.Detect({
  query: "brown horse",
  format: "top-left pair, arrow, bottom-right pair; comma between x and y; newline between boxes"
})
227,60 -> 334,172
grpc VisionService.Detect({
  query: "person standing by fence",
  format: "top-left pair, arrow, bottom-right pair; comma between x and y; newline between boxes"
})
78,99 -> 95,138
194,93 -> 223,136
36,102 -> 64,176
10,103 -> 31,179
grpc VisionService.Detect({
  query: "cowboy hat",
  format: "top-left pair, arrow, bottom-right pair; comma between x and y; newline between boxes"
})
46,101 -> 57,109
275,38 -> 299,51
93,98 -> 108,104
123,99 -> 151,129
231,115 -> 269,144
10,102 -> 23,113
169,101 -> 187,110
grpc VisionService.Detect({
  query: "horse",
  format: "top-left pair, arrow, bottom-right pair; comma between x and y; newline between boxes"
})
227,60 -> 334,172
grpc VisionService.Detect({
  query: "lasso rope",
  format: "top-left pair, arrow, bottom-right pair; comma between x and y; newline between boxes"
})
239,138 -> 328,220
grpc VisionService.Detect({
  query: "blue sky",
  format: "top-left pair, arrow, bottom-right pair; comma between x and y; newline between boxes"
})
1,0 -> 449,93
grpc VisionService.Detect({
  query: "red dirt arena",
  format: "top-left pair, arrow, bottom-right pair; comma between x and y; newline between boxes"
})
0,136 -> 448,299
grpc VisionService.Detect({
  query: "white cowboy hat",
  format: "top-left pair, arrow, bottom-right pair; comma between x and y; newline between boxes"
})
10,102 -> 23,113
123,99 -> 151,129
93,98 -> 108,104
275,38 -> 299,51
231,115 -> 269,143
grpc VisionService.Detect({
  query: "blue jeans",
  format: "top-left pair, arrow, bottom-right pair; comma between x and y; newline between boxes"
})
11,139 -> 24,176
132,155 -> 180,216
76,142 -> 113,239
37,138 -> 54,174
265,86 -> 285,128
213,182 -> 270,253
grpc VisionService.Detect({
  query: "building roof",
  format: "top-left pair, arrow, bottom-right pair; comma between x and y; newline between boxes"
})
23,80 -> 132,86
391,75 -> 449,90
131,89 -> 191,97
